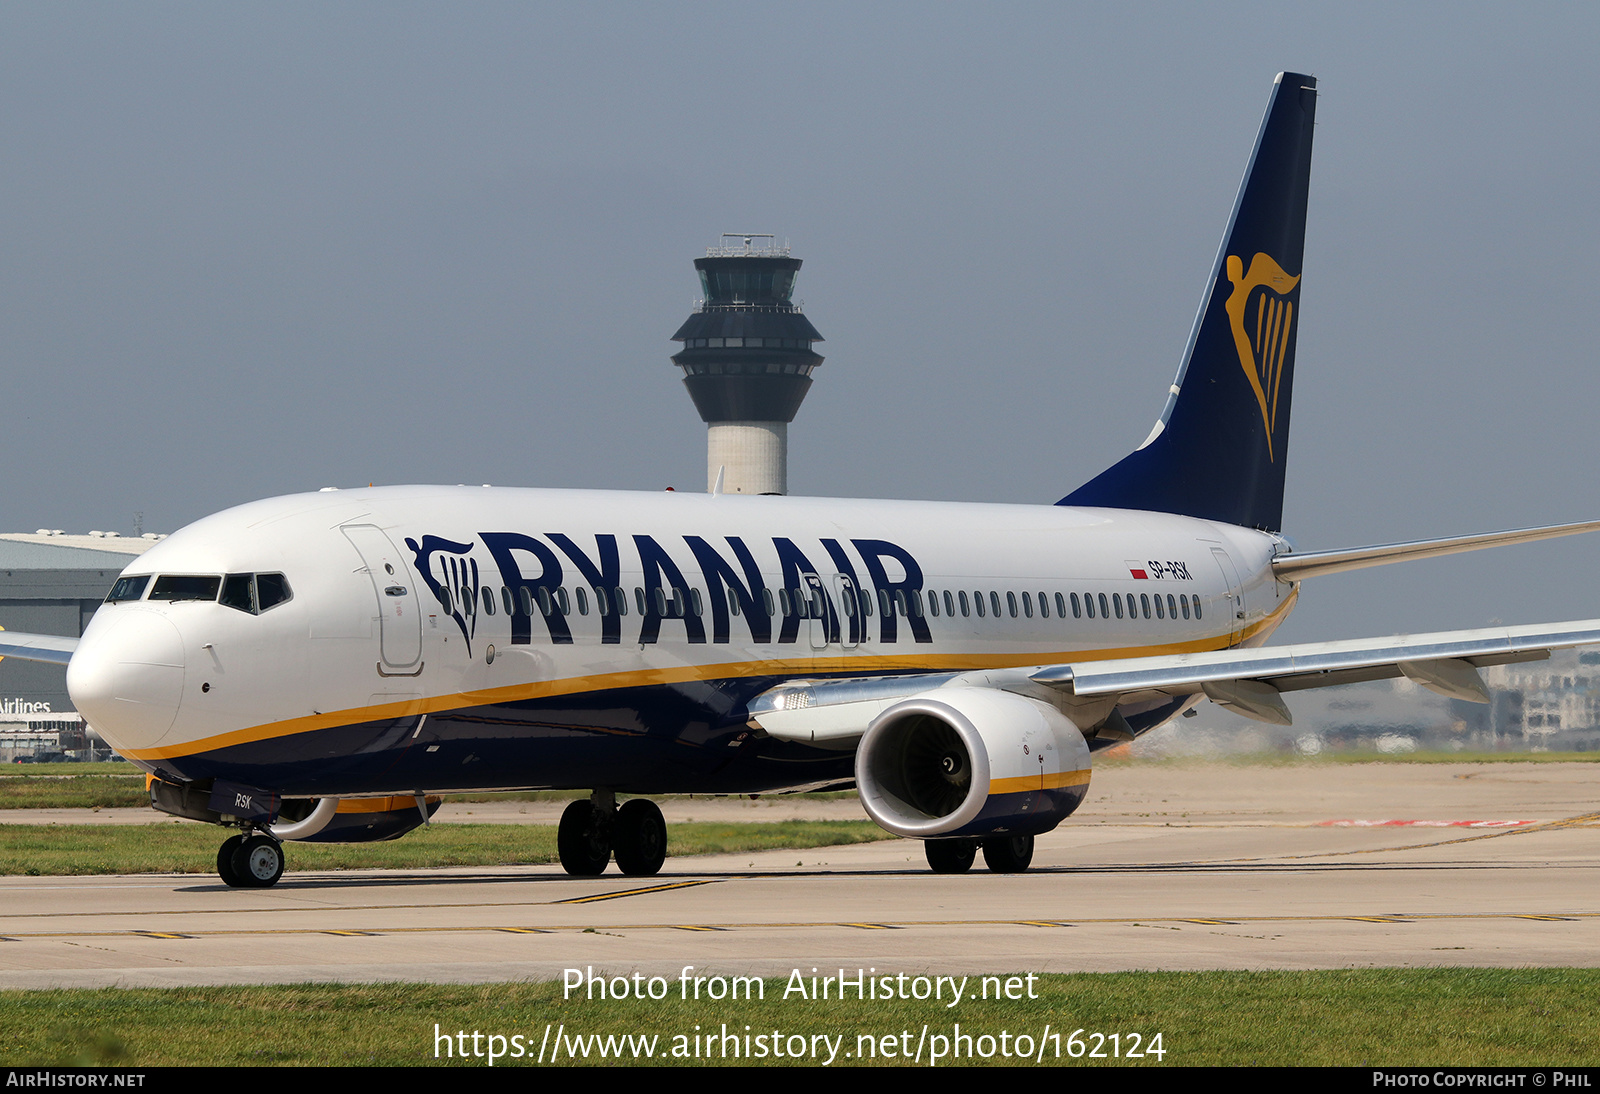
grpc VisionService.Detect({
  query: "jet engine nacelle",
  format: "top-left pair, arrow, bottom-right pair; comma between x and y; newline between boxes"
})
855,687 -> 1092,839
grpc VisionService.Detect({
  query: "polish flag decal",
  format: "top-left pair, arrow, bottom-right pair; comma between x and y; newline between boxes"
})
1128,568 -> 1148,580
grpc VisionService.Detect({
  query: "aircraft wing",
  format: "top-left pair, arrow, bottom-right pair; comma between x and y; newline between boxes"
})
0,632 -> 79,666
751,618 -> 1600,740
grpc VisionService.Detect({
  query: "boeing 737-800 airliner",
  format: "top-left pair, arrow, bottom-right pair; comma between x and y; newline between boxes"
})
6,72 -> 1599,888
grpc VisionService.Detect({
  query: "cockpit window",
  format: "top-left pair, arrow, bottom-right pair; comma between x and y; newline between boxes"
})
219,572 -> 294,615
149,575 -> 222,602
105,575 -> 150,603
220,574 -> 255,613
257,573 -> 291,611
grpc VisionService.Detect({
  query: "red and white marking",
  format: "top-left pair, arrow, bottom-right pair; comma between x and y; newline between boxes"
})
1318,819 -> 1537,828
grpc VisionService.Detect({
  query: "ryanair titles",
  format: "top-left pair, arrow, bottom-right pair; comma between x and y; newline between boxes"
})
406,532 -> 932,656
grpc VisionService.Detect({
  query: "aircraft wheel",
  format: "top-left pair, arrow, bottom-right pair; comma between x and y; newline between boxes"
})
924,838 -> 978,874
231,834 -> 285,888
613,799 -> 667,876
557,800 -> 611,876
981,834 -> 1034,873
217,834 -> 246,887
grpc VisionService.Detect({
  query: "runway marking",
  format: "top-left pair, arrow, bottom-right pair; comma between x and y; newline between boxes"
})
1319,820 -> 1537,828
1237,810 -> 1600,863
0,908 -> 1595,942
323,930 -> 377,936
553,879 -> 723,904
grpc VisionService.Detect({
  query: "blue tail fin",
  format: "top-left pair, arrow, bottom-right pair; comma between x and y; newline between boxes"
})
1061,72 -> 1317,532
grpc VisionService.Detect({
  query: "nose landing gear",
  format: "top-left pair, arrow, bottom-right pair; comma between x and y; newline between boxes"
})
217,831 -> 285,888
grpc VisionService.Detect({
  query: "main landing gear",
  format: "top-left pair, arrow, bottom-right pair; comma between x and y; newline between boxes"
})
923,834 -> 1034,874
558,791 -> 667,877
217,831 -> 285,888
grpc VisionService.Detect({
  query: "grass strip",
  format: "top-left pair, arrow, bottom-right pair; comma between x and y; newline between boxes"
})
0,820 -> 893,876
0,771 -> 859,810
1099,750 -> 1600,765
3,754 -> 1594,809
4,968 -> 1598,1066
0,775 -> 149,809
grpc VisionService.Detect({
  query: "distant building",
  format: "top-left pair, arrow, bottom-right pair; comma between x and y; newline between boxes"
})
1483,649 -> 1600,750
0,531 -> 159,719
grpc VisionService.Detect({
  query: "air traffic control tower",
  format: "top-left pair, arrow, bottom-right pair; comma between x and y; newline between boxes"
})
670,234 -> 824,495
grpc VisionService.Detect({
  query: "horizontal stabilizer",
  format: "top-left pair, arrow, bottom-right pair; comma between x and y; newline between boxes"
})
0,632 -> 77,666
1273,519 -> 1600,581
1031,618 -> 1600,698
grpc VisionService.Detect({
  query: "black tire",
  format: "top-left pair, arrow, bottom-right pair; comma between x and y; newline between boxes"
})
557,800 -> 611,876
613,799 -> 667,876
231,834 -> 285,888
981,834 -> 1034,873
924,838 -> 978,874
217,834 -> 246,887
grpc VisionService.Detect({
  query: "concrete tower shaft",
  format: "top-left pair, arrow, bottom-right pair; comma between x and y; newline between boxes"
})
670,235 -> 824,494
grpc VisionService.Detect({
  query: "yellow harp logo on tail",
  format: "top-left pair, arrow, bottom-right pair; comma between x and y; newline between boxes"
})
1224,253 -> 1301,461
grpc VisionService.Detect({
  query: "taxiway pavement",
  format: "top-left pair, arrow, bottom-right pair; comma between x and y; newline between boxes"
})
1,761 -> 1596,988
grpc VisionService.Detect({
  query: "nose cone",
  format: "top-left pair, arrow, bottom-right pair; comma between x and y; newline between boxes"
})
67,610 -> 186,751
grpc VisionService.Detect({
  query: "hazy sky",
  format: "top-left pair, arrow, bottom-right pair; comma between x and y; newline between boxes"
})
2,3 -> 1596,643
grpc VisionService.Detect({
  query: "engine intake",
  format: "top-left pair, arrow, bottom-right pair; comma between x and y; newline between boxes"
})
855,687 -> 1092,839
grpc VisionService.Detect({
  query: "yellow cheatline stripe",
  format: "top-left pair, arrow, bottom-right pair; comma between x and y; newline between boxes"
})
334,795 -> 440,815
988,768 -> 1092,796
120,595 -> 1298,762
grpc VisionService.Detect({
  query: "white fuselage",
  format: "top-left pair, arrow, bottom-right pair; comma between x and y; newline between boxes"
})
66,485 -> 1293,796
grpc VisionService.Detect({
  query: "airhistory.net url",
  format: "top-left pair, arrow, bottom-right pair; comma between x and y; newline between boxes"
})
432,1022 -> 1165,1065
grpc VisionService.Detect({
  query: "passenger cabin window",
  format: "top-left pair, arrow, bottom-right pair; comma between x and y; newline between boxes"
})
149,575 -> 222,602
106,575 -> 150,603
